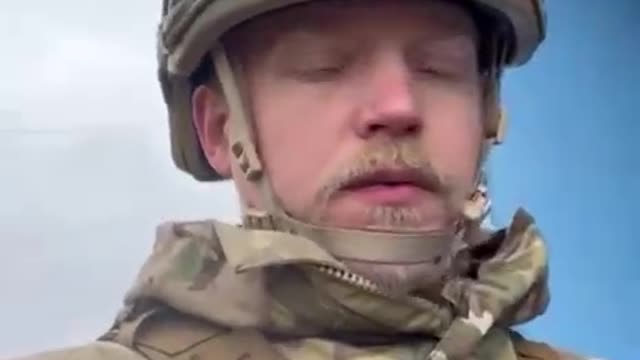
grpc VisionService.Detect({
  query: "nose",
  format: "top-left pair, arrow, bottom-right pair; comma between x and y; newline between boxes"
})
353,55 -> 421,139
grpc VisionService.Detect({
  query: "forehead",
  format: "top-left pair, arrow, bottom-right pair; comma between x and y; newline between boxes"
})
225,0 -> 478,51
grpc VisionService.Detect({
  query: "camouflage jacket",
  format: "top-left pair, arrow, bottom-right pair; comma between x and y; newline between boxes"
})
15,209 -> 587,360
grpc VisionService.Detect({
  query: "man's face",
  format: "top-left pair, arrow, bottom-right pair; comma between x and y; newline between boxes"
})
197,0 -> 485,233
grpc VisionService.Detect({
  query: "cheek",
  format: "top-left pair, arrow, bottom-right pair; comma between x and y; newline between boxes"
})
422,95 -> 483,182
251,84 -> 345,214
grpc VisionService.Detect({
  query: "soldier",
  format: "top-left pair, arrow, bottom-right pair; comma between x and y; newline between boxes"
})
17,0 -> 589,359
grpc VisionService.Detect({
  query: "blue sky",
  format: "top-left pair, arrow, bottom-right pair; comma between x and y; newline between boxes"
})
488,1 -> 639,359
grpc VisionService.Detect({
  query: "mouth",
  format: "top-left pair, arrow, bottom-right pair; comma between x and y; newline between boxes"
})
339,168 -> 440,205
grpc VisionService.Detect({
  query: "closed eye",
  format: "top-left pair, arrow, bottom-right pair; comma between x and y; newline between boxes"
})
297,64 -> 346,81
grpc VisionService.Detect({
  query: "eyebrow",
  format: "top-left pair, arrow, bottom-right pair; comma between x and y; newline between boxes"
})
416,35 -> 478,57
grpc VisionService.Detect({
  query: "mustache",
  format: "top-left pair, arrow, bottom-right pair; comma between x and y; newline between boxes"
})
316,139 -> 457,202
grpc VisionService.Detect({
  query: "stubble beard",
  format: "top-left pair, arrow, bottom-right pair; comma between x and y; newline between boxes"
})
307,138 -> 463,230
365,205 -> 425,229
294,139 -> 471,294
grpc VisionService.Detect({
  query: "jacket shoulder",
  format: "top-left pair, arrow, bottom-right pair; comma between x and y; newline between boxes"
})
511,332 -> 594,360
10,341 -> 146,360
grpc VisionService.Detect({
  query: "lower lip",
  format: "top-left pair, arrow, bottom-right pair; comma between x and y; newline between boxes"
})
344,184 -> 426,205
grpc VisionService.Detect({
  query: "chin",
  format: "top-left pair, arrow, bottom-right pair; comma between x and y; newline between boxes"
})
321,205 -> 451,232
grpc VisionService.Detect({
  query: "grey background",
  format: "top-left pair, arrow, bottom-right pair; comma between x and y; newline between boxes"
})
0,1 -> 239,356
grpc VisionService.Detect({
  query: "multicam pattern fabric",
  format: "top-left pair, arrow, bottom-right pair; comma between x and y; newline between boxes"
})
13,209 -> 588,360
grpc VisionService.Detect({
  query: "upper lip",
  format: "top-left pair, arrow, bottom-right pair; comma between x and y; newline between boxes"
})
341,168 -> 440,193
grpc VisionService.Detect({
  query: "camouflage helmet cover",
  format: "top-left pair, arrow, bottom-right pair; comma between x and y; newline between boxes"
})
157,0 -> 547,181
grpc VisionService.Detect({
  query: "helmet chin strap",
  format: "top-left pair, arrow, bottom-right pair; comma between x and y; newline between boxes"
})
211,43 -> 498,268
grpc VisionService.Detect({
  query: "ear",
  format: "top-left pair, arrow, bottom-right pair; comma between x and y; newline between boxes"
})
192,85 -> 232,178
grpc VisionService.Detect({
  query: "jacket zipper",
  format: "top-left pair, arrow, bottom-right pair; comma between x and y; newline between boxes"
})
314,264 -> 451,322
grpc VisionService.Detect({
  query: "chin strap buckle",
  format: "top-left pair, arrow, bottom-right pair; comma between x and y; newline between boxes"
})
231,141 -> 263,181
463,183 -> 490,222
243,210 -> 276,230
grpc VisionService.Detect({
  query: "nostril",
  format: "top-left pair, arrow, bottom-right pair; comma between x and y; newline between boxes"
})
357,115 -> 421,138
366,122 -> 419,135
405,124 -> 419,133
368,124 -> 385,133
